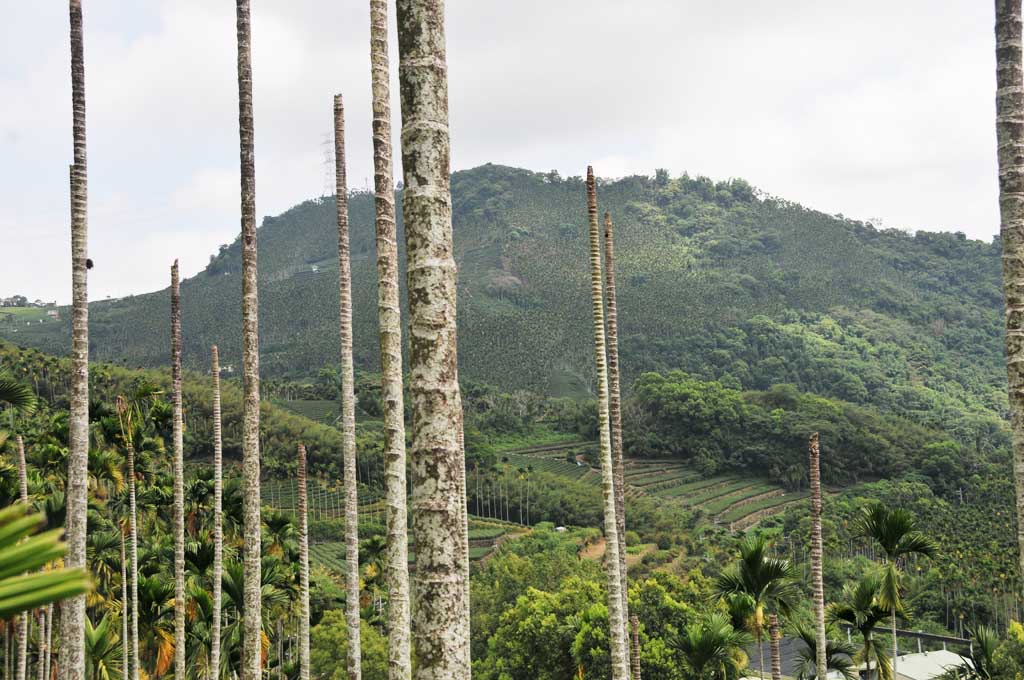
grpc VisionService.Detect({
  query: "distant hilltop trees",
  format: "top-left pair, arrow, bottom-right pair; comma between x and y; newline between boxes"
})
0,296 -> 56,308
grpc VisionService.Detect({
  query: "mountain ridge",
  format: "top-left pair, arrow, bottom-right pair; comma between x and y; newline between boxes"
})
1,164 -> 1006,424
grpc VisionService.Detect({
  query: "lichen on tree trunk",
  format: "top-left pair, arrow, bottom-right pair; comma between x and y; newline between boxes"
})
170,261 -> 186,680
394,1 -> 471,676
995,0 -> 1024,589
234,3 -> 262,679
61,3 -> 90,679
333,94 -> 362,680
369,1 -> 412,676
585,167 -> 629,680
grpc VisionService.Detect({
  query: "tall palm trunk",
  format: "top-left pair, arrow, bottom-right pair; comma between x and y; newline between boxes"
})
891,603 -> 898,678
394,0 -> 471,675
368,1 -> 411,675
125,439 -> 139,680
36,611 -> 45,680
629,616 -> 641,680
996,0 -> 1024,587
211,347 -> 224,680
602,212 -> 629,661
234,3 -> 262,679
808,433 -> 827,680
42,606 -> 51,680
585,167 -> 629,680
170,261 -> 186,680
333,95 -> 362,680
61,4 -> 90,680
769,615 -> 782,680
119,533 -> 128,680
297,445 -> 310,680
16,437 -> 28,680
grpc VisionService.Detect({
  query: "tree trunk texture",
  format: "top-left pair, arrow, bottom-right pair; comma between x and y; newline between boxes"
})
234,3 -> 262,680
126,440 -> 139,680
603,211 -> 630,660
369,3 -> 412,675
16,436 -> 28,680
211,346 -> 224,680
297,445 -> 311,680
585,167 -> 629,680
61,3 -> 89,679
808,433 -> 827,680
333,95 -> 362,680
120,535 -> 128,680
170,261 -> 186,680
996,0 -> 1024,601
769,615 -> 782,680
394,1 -> 471,675
630,615 -> 641,680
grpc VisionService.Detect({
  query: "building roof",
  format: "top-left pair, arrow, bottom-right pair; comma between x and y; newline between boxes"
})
894,649 -> 969,680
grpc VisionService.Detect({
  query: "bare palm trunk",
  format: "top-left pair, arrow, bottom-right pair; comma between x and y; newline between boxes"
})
630,615 -> 641,680
891,610 -> 898,677
61,4 -> 89,680
170,262 -> 186,680
603,212 -> 629,659
234,3 -> 262,679
36,611 -> 44,680
211,346 -> 224,680
119,533 -> 128,680
585,167 -> 629,680
16,436 -> 28,680
769,615 -> 782,680
808,433 -> 827,680
996,0 -> 1024,587
369,1 -> 411,675
297,445 -> 310,680
43,607 -> 51,680
394,1 -> 471,675
333,96 -> 362,680
125,442 -> 139,680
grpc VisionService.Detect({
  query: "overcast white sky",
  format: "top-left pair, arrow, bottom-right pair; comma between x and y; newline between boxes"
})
0,1 -> 999,304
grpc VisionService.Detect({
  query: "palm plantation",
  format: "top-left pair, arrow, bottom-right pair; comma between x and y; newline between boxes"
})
1,3 -> 1021,680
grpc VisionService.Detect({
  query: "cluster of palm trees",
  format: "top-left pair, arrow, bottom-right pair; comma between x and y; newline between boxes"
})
700,503 -> 935,680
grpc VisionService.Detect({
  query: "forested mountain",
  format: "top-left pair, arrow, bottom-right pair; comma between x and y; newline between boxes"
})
4,164 -> 1005,421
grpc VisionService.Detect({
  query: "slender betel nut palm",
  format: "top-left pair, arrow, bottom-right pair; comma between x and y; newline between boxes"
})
369,0 -> 411,676
333,94 -> 362,680
297,444 -> 311,680
210,346 -> 224,680
234,2 -> 263,679
586,167 -> 629,680
995,0 -> 1024,582
603,211 -> 630,654
62,3 -> 90,679
808,433 -> 827,680
394,0 -> 472,675
170,261 -> 186,680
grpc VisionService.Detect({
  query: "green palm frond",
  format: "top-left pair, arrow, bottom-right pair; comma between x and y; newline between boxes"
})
0,502 -> 90,618
0,373 -> 37,416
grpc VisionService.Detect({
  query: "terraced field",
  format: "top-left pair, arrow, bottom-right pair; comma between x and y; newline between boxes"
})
492,442 -> 808,531
272,398 -> 338,425
306,518 -> 522,573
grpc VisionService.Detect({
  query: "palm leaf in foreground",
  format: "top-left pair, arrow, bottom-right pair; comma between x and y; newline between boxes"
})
0,503 -> 89,619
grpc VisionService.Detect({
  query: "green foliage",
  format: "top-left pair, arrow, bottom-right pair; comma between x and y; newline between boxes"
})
310,610 -> 387,680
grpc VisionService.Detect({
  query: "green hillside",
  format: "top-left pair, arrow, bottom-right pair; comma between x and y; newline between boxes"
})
5,165 -> 1004,420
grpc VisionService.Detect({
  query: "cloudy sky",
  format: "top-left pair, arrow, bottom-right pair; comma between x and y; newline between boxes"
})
0,1 -> 998,303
